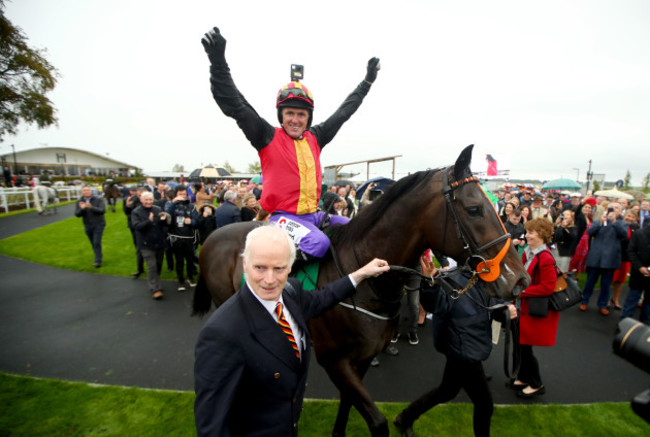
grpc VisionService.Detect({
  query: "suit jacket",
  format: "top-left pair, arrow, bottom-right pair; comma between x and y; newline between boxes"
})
74,195 -> 105,227
586,219 -> 628,269
628,226 -> 650,291
214,201 -> 242,228
194,276 -> 356,437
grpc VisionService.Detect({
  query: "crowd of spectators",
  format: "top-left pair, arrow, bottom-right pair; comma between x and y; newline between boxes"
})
493,188 -> 648,320
75,176 -> 649,324
114,178 -> 269,298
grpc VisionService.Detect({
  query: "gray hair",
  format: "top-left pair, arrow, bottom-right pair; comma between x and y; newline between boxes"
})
140,191 -> 154,200
224,190 -> 237,202
241,225 -> 296,266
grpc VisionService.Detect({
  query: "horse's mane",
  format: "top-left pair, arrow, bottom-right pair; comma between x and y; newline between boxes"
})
330,167 -> 444,247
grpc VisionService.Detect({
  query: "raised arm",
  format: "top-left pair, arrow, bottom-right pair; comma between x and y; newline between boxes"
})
202,27 -> 275,150
310,57 -> 380,147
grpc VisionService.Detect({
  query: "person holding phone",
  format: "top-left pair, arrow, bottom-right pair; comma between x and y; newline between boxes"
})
579,206 -> 628,315
553,210 -> 578,272
201,26 -> 380,263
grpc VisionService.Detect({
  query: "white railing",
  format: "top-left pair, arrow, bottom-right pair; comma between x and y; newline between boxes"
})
0,186 -> 83,213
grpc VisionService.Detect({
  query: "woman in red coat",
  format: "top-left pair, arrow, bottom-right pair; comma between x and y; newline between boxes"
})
512,218 -> 558,398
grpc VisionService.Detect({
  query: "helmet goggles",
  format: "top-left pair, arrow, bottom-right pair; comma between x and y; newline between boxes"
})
276,82 -> 314,109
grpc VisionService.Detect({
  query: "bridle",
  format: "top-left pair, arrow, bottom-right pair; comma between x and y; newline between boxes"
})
329,166 -> 513,319
439,167 -> 512,296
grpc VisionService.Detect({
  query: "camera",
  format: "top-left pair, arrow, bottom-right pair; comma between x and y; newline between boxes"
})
291,64 -> 304,81
608,207 -> 614,213
613,318 -> 650,423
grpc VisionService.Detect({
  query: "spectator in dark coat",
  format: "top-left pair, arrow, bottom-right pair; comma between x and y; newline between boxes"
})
123,185 -> 145,277
240,193 -> 261,222
214,190 -> 241,228
131,191 -> 171,299
394,254 -> 517,437
194,201 -> 217,245
621,220 -> 650,323
165,185 -> 198,292
553,209 -> 579,272
580,209 -> 628,315
505,209 -> 526,255
74,185 -> 106,267
3,166 -> 12,187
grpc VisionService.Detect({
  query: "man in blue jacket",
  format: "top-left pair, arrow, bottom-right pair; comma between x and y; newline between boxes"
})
214,190 -> 241,228
580,207 -> 628,315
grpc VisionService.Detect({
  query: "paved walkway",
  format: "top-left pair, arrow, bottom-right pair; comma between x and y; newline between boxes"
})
0,207 -> 647,405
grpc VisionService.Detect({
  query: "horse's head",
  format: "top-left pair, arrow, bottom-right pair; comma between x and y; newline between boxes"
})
433,145 -> 530,300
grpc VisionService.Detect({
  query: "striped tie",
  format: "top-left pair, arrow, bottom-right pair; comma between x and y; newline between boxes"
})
276,302 -> 300,359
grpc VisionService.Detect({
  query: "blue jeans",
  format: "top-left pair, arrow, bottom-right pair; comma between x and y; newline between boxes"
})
582,267 -> 615,309
621,288 -> 650,324
84,224 -> 104,264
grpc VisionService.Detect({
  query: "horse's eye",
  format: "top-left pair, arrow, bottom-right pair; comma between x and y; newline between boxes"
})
466,205 -> 483,216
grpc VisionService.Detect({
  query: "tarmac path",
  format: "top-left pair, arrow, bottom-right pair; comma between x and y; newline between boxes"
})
0,205 -> 648,406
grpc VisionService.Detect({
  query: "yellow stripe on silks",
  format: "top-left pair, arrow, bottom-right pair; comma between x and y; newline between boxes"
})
294,137 -> 318,215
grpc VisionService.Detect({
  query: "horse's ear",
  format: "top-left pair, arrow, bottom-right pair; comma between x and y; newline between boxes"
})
453,144 -> 474,180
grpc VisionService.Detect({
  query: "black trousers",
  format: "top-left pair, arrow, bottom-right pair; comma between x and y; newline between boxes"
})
171,237 -> 195,283
400,356 -> 493,437
518,345 -> 542,388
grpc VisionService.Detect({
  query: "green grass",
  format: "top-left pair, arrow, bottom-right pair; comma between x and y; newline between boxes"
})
0,203 -> 177,280
1,373 -> 648,437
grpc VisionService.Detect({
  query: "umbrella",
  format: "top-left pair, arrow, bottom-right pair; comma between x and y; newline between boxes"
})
251,174 -> 263,184
164,180 -> 179,189
541,178 -> 582,191
620,189 -> 648,202
334,179 -> 356,188
355,176 -> 396,200
594,187 -> 634,200
189,165 -> 231,179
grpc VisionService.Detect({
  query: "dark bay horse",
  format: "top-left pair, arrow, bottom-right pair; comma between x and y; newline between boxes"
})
192,145 -> 530,436
102,180 -> 121,212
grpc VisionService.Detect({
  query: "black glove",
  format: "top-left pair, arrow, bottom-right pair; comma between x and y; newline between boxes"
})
365,57 -> 381,83
201,26 -> 227,65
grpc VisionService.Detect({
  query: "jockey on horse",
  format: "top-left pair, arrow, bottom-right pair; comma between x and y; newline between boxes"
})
202,26 -> 380,263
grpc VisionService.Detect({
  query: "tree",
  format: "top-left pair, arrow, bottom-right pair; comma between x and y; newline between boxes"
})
623,170 -> 631,189
643,173 -> 650,191
247,161 -> 261,173
593,180 -> 601,192
222,160 -> 236,174
172,163 -> 184,172
0,1 -> 59,141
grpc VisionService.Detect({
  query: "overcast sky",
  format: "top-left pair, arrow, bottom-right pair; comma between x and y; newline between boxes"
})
3,0 -> 649,185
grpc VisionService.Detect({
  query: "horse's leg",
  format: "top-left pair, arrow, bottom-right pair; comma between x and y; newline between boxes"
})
332,395 -> 353,437
326,360 -> 388,437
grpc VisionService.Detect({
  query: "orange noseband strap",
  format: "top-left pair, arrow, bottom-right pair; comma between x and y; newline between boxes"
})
476,237 -> 511,282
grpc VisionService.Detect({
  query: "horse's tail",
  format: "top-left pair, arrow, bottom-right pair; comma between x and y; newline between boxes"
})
192,275 -> 212,317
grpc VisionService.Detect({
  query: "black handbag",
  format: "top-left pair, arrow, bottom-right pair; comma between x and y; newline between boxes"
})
549,271 -> 582,311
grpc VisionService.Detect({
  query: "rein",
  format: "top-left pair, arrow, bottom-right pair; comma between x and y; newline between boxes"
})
441,169 -> 512,289
330,165 -> 513,316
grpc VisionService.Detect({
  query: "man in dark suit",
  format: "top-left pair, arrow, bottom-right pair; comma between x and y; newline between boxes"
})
194,225 -> 389,436
621,220 -> 650,323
